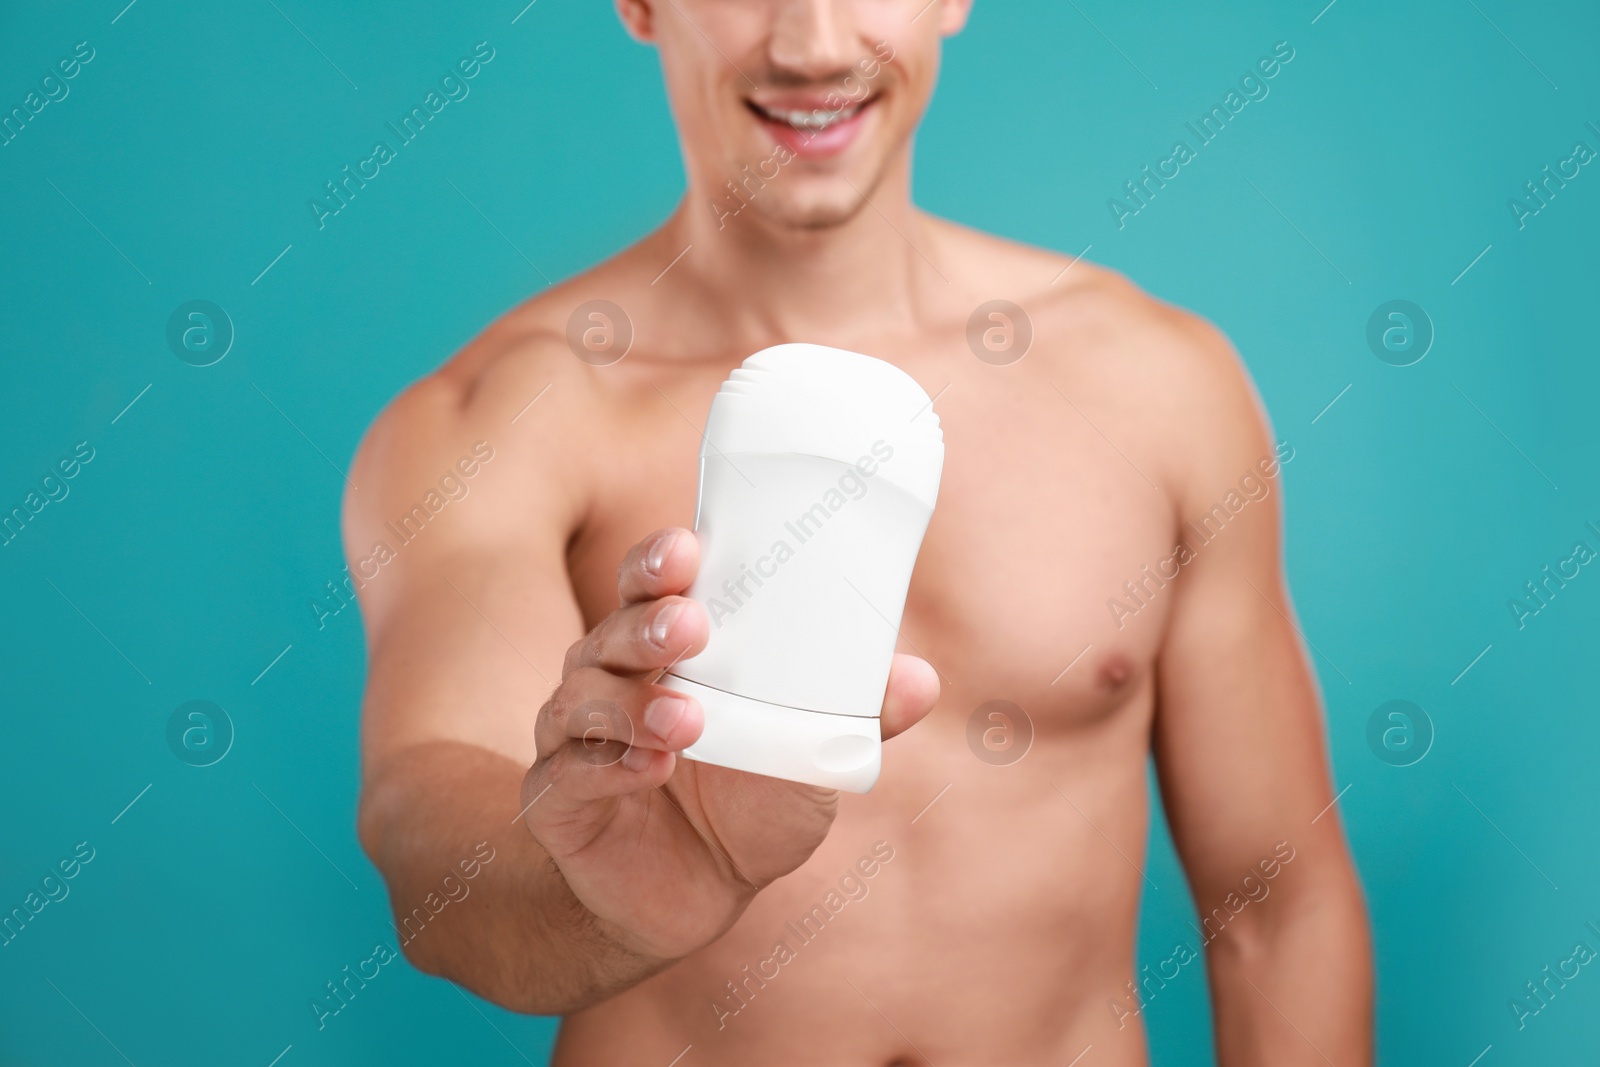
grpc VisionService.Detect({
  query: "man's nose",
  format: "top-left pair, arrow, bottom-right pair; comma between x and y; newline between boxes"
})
768,0 -> 858,80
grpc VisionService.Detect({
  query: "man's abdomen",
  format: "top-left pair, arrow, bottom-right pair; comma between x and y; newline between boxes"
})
555,710 -> 1157,1067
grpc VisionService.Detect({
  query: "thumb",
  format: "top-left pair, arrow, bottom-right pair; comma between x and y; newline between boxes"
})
879,653 -> 940,741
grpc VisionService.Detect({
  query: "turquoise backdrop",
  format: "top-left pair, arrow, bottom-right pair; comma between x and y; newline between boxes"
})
2,0 -> 1597,1063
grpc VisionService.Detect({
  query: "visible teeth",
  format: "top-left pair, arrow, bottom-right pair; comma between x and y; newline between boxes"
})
756,101 -> 862,131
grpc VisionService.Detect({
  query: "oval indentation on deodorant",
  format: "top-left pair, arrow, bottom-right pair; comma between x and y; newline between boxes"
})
813,734 -> 877,773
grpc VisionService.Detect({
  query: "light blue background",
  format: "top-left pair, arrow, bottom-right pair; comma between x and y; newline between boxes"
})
2,0 -> 1597,1063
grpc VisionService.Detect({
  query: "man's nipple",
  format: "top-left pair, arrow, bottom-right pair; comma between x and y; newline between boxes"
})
1096,651 -> 1134,690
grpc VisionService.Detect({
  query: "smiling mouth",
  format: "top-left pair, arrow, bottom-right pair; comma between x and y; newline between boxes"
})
745,96 -> 875,132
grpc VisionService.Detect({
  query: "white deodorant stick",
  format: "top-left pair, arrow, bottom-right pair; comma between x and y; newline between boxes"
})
662,343 -> 944,792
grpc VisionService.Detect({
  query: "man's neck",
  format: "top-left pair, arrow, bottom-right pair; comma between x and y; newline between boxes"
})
656,161 -> 946,348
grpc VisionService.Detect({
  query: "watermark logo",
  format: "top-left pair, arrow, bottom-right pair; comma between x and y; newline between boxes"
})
1,439 -> 95,549
1508,523 -> 1598,630
0,841 -> 95,949
708,42 -> 895,230
1108,442 -> 1294,630
566,299 -> 632,366
1,40 -> 95,149
704,440 -> 895,628
571,698 -> 635,768
1508,120 -> 1598,230
1108,841 -> 1296,1029
308,42 -> 497,230
965,700 -> 1033,766
1107,41 -> 1296,229
312,841 -> 496,1030
316,442 -> 496,629
966,300 -> 1031,365
1365,699 -> 1433,767
708,840 -> 894,1030
166,700 -> 234,767
1509,921 -> 1600,1031
1366,300 -> 1432,367
166,300 -> 233,366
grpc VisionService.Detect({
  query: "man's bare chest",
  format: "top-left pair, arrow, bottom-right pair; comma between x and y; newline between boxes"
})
565,366 -> 1178,731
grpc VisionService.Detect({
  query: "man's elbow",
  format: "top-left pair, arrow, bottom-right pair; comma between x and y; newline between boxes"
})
352,781 -> 461,991
394,925 -> 604,1017
1205,867 -> 1370,969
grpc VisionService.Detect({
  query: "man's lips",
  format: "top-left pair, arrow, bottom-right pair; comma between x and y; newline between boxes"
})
745,95 -> 877,158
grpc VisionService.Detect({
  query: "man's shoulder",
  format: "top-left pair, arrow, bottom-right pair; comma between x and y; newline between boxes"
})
343,254 -> 649,566
357,241 -> 657,453
933,218 -> 1274,497
932,218 -> 1244,392
441,248 -> 658,408
346,311 -> 579,497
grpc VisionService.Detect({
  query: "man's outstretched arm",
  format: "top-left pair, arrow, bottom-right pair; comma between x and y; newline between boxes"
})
343,368 -> 689,1013
345,356 -> 938,1015
1150,321 -> 1373,1066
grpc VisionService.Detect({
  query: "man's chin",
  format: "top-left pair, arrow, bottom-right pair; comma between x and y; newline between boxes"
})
751,189 -> 872,232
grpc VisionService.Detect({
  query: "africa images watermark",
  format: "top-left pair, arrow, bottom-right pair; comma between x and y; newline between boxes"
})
708,41 -> 894,230
1508,918 -> 1600,1032
1,841 -> 97,949
310,840 -> 497,1030
1106,440 -> 1295,630
1107,840 -> 1297,1030
1,440 -> 96,549
308,41 -> 497,230
1,40 -> 95,148
1107,40 -> 1297,230
1507,517 -> 1599,631
1507,119 -> 1599,231
708,840 -> 896,1030
702,439 -> 895,629
310,441 -> 496,630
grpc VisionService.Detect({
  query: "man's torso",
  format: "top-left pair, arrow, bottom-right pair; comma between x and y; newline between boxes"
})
438,219 -> 1208,1066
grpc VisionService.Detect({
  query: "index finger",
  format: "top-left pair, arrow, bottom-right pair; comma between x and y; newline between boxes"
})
617,527 -> 699,605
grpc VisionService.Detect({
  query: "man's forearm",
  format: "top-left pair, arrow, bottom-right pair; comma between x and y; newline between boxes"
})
357,739 -> 672,1014
1207,867 -> 1373,1066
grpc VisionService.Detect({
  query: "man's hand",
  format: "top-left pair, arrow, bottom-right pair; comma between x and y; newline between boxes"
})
523,527 -> 939,962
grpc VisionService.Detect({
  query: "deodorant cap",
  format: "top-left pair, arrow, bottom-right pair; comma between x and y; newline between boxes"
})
701,343 -> 944,510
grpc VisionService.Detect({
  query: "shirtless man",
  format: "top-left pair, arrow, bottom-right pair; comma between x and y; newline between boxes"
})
346,0 -> 1372,1063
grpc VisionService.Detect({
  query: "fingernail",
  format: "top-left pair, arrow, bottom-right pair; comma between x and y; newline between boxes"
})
644,696 -> 686,739
649,601 -> 685,647
622,745 -> 652,772
645,531 -> 679,576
